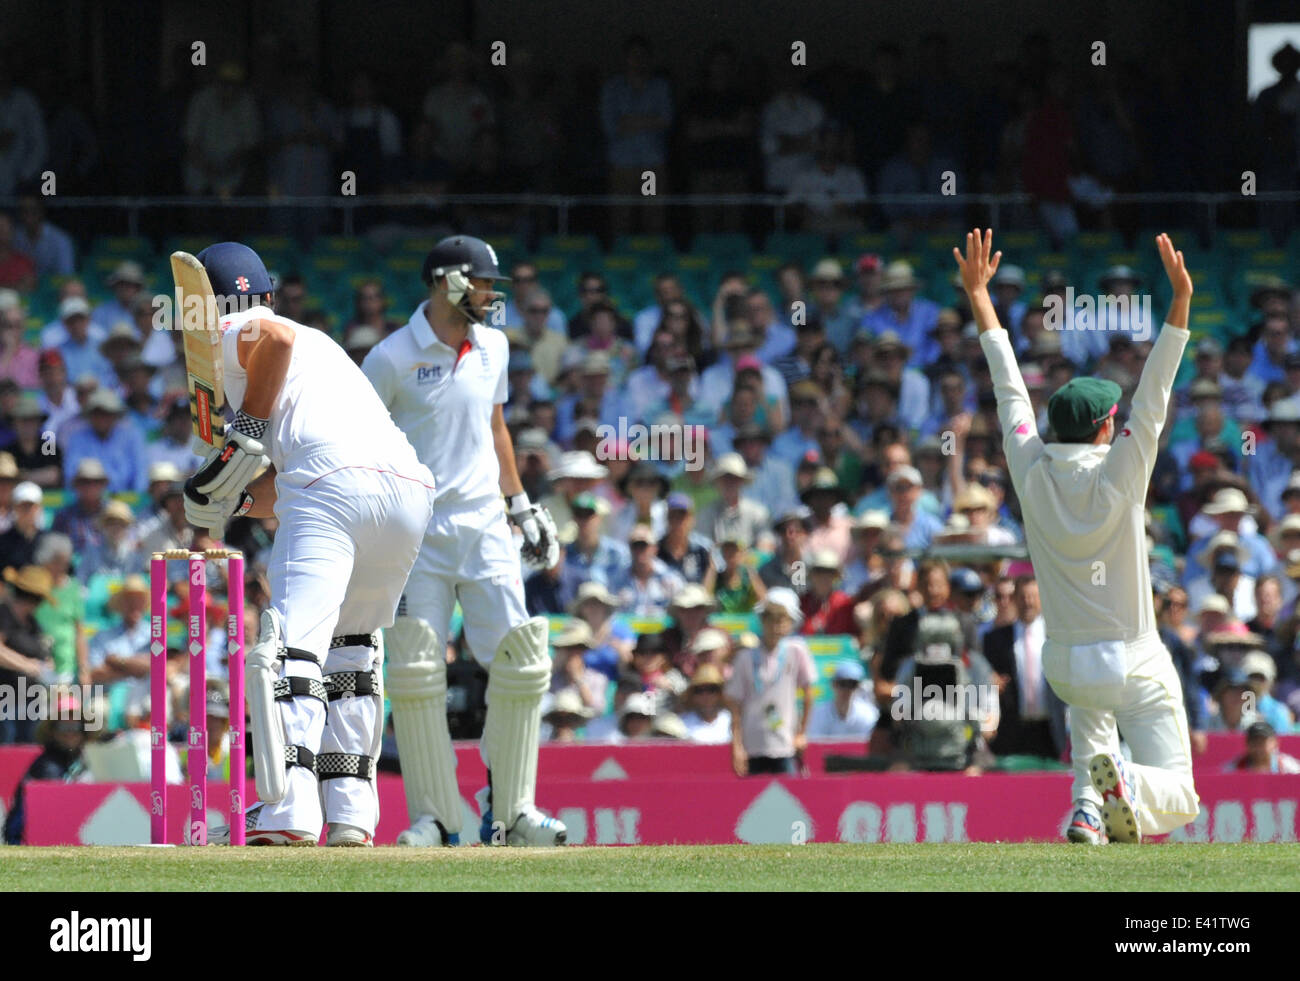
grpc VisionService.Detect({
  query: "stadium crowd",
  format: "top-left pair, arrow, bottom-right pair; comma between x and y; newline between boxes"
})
0,221 -> 1298,783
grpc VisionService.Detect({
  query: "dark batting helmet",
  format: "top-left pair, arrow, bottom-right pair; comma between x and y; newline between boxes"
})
422,235 -> 510,323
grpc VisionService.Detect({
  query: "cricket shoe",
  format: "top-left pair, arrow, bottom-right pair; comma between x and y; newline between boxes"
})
1090,752 -> 1141,844
475,786 -> 566,846
325,823 -> 374,847
209,803 -> 319,847
1065,806 -> 1108,845
396,814 -> 459,847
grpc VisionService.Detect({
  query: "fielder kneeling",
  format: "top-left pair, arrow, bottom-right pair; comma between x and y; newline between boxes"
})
955,229 -> 1200,844
363,235 -> 565,847
184,243 -> 436,846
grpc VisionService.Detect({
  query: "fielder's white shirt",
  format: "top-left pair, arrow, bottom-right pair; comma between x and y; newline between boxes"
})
982,324 -> 1188,644
219,304 -> 423,477
362,301 -> 509,509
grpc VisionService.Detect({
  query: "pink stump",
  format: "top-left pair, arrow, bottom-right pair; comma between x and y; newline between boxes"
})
149,555 -> 167,845
187,554 -> 207,845
227,554 -> 245,846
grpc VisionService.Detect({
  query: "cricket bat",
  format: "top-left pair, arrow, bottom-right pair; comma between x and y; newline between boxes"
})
170,251 -> 227,536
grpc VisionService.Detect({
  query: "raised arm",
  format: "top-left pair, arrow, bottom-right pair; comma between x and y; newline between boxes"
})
953,229 -> 1043,492
1102,234 -> 1192,501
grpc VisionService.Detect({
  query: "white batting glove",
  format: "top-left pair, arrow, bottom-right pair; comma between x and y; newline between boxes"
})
191,410 -> 269,501
183,485 -> 254,535
507,493 -> 560,571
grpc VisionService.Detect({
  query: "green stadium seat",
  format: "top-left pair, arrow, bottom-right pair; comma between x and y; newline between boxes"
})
764,231 -> 827,261
1221,229 -> 1270,252
1072,230 -> 1123,254
382,253 -> 424,280
600,253 -> 644,276
613,234 -> 674,262
162,236 -> 210,258
996,229 -> 1047,253
93,235 -> 154,257
538,234 -> 601,263
840,231 -> 895,256
691,232 -> 752,261
393,234 -> 442,255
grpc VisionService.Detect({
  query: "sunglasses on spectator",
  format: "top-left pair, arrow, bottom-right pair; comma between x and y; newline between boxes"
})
629,541 -> 652,550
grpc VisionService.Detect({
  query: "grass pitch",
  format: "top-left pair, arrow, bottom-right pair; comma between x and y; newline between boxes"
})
3,843 -> 1297,891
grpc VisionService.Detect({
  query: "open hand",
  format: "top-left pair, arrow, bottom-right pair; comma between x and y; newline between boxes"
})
1156,233 -> 1193,301
952,228 -> 1002,297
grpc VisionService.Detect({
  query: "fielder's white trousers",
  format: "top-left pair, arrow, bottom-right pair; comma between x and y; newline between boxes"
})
260,450 -> 435,834
402,495 -> 530,666
1045,630 -> 1201,837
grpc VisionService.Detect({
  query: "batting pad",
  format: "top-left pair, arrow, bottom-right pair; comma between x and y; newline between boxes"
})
386,616 -> 463,834
483,617 -> 551,831
320,641 -> 383,833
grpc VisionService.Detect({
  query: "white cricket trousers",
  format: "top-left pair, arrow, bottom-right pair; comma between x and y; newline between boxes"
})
1044,630 -> 1201,837
260,449 -> 436,834
402,495 -> 530,665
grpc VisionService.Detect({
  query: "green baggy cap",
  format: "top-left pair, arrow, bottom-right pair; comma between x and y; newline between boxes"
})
1048,376 -> 1122,441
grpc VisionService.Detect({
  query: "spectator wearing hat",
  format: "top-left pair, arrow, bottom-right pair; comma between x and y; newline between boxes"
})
808,660 -> 878,739
677,626 -> 732,683
0,565 -> 55,742
712,526 -> 766,614
629,631 -> 688,711
581,672 -> 645,743
1208,668 -> 1259,733
680,663 -> 732,743
698,322 -> 791,422
135,477 -> 192,561
729,424 -> 797,519
542,691 -> 594,744
843,253 -> 884,327
697,453 -> 770,551
863,261 -> 942,366
886,464 -> 943,550
661,584 -> 716,661
76,499 -> 138,583
611,524 -> 684,616
32,532 -> 86,685
53,296 -> 113,383
771,378 -> 825,470
146,396 -> 205,478
803,259 -> 857,354
560,492 -> 629,600
1185,489 -> 1278,583
658,493 -> 713,585
952,484 -> 1019,547
86,571 -> 151,687
608,461 -> 670,544
568,581 -> 636,682
89,260 -> 146,336
59,389 -> 147,495
725,587 -> 816,776
542,450 -> 610,543
853,441 -> 944,518
1167,380 -> 1242,485
0,293 -> 38,388
606,690 -> 659,743
0,480 -> 45,572
1229,721 -> 1300,773
801,467 -> 853,564
1171,338 -> 1225,423
1246,398 -> 1300,522
35,349 -> 77,438
800,549 -> 857,635
759,506 -> 811,591
52,458 -> 110,554
548,618 -> 609,716
554,347 -> 627,445
842,510 -> 890,597
1250,312 -> 1297,387
990,264 -> 1028,335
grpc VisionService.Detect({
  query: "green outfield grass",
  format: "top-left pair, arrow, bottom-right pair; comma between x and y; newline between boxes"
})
2,843 -> 1298,891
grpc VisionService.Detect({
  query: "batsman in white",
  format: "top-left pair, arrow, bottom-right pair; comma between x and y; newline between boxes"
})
182,242 -> 436,846
955,229 -> 1200,845
362,235 -> 566,846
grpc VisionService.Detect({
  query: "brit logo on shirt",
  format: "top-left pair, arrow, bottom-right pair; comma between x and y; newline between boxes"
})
415,362 -> 442,384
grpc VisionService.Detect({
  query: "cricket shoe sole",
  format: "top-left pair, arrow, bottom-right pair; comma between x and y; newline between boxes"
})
1090,752 -> 1141,844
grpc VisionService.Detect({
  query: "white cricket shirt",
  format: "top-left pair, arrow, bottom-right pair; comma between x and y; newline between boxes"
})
218,304 -> 425,479
981,324 -> 1188,644
362,301 -> 509,509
